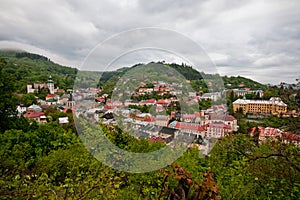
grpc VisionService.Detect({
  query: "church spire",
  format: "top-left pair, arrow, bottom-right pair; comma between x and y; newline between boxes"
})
47,75 -> 54,94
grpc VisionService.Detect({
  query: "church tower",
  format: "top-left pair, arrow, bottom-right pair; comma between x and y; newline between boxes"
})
67,93 -> 75,108
48,75 -> 55,94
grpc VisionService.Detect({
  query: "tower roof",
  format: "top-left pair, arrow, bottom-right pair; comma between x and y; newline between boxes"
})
48,75 -> 53,83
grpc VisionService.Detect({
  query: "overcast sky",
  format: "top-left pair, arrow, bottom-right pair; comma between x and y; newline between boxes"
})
0,0 -> 300,84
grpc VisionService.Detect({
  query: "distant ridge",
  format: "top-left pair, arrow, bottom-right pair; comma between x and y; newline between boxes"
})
0,50 -> 266,93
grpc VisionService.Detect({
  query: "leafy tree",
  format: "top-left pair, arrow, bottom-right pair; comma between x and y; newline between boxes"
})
0,58 -> 17,132
208,135 -> 300,199
19,93 -> 37,106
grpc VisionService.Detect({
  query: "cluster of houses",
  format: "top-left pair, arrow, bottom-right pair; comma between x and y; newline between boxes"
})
20,76 -> 300,152
17,102 -> 71,125
250,126 -> 300,146
74,80 -> 239,150
17,76 -> 77,124
76,98 -> 238,154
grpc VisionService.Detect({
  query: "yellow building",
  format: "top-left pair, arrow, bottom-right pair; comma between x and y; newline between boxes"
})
233,97 -> 287,114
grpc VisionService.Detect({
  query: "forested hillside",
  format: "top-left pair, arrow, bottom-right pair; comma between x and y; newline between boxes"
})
223,75 -> 267,90
0,50 -> 78,93
0,50 -> 267,95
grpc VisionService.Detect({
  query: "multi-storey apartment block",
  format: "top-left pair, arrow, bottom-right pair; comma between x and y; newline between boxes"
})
233,97 -> 287,114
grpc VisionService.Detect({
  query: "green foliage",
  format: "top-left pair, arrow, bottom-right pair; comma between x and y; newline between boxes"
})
237,115 -> 300,133
0,58 -> 17,132
128,104 -> 152,113
1,118 -> 300,199
261,115 -> 300,132
198,99 -> 212,110
222,75 -> 267,90
165,63 -> 203,80
190,79 -> 209,92
208,135 -> 300,199
19,93 -> 37,106
131,92 -> 175,101
0,50 -> 77,92
262,85 -> 299,110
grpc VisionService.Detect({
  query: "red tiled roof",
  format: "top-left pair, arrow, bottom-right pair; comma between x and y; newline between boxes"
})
95,96 -> 105,102
104,105 -> 115,110
209,114 -> 236,121
250,127 -> 256,135
225,115 -> 236,121
183,114 -> 196,119
149,137 -> 165,143
24,111 -> 45,118
175,122 -> 206,131
157,99 -> 168,104
144,116 -> 155,122
147,99 -> 156,103
46,94 -> 57,98
283,133 -> 300,141
139,88 -> 148,92
194,112 -> 202,117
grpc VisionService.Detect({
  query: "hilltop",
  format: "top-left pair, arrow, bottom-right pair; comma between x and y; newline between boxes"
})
223,75 -> 267,90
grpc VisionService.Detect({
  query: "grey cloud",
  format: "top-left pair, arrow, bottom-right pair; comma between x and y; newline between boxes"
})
0,0 -> 299,84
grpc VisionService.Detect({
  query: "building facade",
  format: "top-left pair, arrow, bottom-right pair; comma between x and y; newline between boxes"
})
27,75 -> 58,94
233,97 -> 287,114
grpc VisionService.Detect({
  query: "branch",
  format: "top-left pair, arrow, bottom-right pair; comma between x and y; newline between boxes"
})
239,151 -> 300,173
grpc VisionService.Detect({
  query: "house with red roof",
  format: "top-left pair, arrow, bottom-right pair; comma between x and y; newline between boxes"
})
138,88 -> 153,94
95,96 -> 105,103
182,114 -> 196,123
250,127 -> 300,146
104,105 -> 115,110
172,121 -> 231,139
209,113 -> 238,132
45,94 -> 58,101
154,86 -> 160,92
144,115 -> 155,123
149,136 -> 165,143
206,123 -> 231,138
23,111 -> 47,124
174,122 -> 206,136
159,87 -> 171,92
157,99 -> 168,106
146,99 -> 156,105
156,104 -> 165,112
45,94 -> 58,105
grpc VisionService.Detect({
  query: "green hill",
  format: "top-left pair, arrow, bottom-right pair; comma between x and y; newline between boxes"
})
0,50 -> 266,94
0,50 -> 78,93
223,75 -> 267,90
99,62 -> 266,95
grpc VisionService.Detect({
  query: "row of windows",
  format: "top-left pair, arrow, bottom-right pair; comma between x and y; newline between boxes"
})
234,105 -> 287,113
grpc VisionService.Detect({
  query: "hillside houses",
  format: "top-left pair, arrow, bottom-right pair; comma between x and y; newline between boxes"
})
250,126 -> 300,146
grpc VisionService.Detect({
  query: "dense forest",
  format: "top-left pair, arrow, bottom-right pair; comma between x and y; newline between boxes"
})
1,52 -> 300,199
